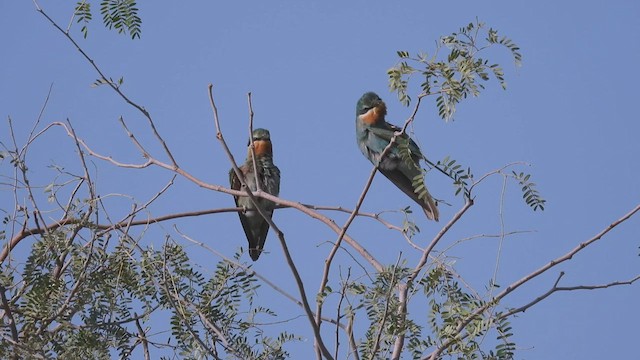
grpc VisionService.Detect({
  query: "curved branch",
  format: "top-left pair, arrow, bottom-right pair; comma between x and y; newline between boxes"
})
0,285 -> 19,350
439,272 -> 640,355
134,317 -> 151,360
177,229 -> 349,330
208,85 -> 334,360
34,2 -> 178,167
37,120 -> 384,272
425,203 -> 640,360
504,272 -> 640,317
392,199 -> 473,360
317,93 -> 433,358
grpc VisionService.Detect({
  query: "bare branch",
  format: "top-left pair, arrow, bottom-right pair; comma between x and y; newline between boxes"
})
34,3 -> 178,167
178,228 -> 350,334
334,269 -> 350,359
20,83 -> 54,159
38,119 -> 384,274
410,199 -> 474,283
305,204 -> 404,232
247,92 -> 262,193
316,93 -> 432,356
208,85 -> 335,360
315,158 -> 379,358
439,272 -> 640,355
3,116 -> 50,265
157,238 -> 224,359
426,203 -> 640,360
504,272 -> 640,317
53,121 -> 153,169
390,283 -> 407,360
135,317 -> 151,360
468,161 -> 528,192
0,285 -> 19,352
371,256 -> 402,360
346,314 -> 360,360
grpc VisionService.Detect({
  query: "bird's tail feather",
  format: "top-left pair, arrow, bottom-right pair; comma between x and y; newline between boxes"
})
379,169 -> 440,222
421,193 -> 439,222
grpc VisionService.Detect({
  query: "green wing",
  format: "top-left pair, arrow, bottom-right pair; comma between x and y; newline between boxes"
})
229,168 -> 242,206
368,125 -> 424,159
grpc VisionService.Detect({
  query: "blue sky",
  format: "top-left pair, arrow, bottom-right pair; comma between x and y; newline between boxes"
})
1,0 -> 639,358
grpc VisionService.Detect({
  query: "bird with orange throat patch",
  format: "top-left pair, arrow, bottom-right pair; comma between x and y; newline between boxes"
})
229,128 -> 281,260
355,92 -> 439,221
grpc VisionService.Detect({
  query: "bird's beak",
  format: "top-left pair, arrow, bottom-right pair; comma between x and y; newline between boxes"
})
374,101 -> 387,117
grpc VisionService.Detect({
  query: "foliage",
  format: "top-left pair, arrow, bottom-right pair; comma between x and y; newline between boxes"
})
0,149 -> 295,358
436,156 -> 473,199
74,0 -> 142,39
74,2 -> 92,38
343,264 -> 518,360
417,266 -> 515,360
512,171 -> 546,211
1,13 -> 526,359
4,5 -> 634,360
387,20 -> 540,213
388,19 -> 522,120
356,265 -> 412,359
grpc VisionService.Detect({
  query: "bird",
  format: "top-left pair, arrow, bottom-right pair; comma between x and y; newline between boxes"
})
229,128 -> 281,261
355,92 -> 439,221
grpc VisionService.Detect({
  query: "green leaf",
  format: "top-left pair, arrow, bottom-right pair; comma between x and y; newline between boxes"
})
388,19 -> 521,119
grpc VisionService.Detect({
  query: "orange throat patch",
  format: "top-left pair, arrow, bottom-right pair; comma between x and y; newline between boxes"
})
252,140 -> 272,156
359,104 -> 387,125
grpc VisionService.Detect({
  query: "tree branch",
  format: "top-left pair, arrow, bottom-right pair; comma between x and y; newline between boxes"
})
0,285 -> 19,357
317,92 -> 432,358
208,85 -> 335,360
503,272 -> 640,317
426,203 -> 640,360
135,317 -> 151,360
34,2 -> 178,167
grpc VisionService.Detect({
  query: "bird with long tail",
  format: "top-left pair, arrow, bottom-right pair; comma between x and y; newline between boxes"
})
229,128 -> 281,260
355,92 -> 439,221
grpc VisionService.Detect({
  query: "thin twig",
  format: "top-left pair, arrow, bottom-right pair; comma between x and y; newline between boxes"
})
0,285 -> 19,353
334,268 -> 350,360
34,2 -> 178,167
370,256 -> 402,360
391,199 -> 473,360
426,203 -> 640,360
208,85 -> 334,360
51,118 -> 97,279
44,120 -> 384,271
178,228 -> 349,329
134,317 -> 151,360
304,204 -> 404,232
410,199 -> 474,283
316,93 -> 431,355
468,161 -> 528,192
346,314 -> 360,360
443,272 -> 640,353
503,272 -> 640,317
247,92 -> 261,193
20,83 -> 54,159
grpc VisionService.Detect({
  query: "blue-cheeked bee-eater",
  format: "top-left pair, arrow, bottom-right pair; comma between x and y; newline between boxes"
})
229,128 -> 281,260
355,92 -> 439,221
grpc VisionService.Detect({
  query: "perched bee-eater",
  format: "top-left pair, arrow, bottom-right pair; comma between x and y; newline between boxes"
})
355,92 -> 439,221
229,128 -> 281,260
